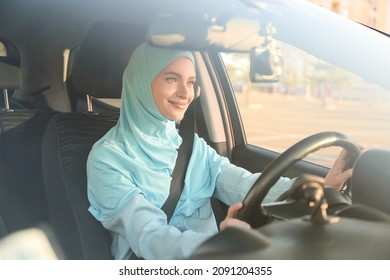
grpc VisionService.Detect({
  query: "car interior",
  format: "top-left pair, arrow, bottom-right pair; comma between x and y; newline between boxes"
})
0,18 -> 226,259
1,0 -> 390,260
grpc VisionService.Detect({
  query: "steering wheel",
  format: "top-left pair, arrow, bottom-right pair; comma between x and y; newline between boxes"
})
236,131 -> 361,228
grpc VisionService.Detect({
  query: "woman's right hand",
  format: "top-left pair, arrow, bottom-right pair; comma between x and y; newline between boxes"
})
219,202 -> 251,231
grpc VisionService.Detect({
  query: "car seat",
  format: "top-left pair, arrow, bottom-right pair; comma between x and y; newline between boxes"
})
41,21 -> 147,259
66,21 -> 147,112
335,148 -> 390,222
350,148 -> 390,216
0,60 -> 56,234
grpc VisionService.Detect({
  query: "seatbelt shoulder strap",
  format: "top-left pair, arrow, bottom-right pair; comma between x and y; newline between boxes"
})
161,101 -> 195,222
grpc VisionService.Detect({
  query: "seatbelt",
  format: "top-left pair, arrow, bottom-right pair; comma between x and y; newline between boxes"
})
161,100 -> 195,222
129,101 -> 196,259
0,212 -> 8,238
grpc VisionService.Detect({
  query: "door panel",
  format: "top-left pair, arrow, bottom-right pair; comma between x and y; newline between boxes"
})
231,144 -> 328,180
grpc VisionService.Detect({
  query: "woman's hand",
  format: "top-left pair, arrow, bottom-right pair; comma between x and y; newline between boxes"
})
325,148 -> 363,190
219,202 -> 251,231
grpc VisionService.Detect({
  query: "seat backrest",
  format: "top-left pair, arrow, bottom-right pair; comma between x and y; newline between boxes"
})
42,112 -> 118,259
41,21 -> 147,259
67,20 -> 147,112
0,61 -> 57,234
351,148 -> 390,215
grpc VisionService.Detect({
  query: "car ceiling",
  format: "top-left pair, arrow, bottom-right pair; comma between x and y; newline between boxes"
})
0,0 -> 231,45
0,0 -> 236,111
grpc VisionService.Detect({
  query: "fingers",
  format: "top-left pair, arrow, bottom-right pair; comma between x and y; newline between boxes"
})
335,149 -> 350,169
340,168 -> 353,182
325,149 -> 354,190
332,168 -> 353,191
220,202 -> 251,231
222,218 -> 251,230
226,202 -> 243,218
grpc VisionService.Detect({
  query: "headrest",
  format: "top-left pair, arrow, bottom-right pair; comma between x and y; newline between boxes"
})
69,21 -> 147,99
351,148 -> 390,215
0,61 -> 21,89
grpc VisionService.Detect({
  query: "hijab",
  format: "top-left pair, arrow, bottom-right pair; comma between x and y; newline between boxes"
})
119,41 -> 195,170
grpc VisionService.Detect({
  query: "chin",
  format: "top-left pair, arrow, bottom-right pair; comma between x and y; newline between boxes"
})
167,115 -> 183,122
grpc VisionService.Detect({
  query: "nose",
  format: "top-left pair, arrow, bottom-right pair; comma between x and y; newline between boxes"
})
177,82 -> 193,99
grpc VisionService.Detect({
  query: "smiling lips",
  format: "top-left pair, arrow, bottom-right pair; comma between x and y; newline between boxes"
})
169,100 -> 189,110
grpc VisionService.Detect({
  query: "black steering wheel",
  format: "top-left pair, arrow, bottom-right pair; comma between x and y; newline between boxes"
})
236,131 -> 361,228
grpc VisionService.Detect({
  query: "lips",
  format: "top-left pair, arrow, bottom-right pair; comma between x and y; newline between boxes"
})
169,100 -> 188,110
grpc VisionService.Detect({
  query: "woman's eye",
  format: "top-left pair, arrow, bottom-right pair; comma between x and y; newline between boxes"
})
167,77 -> 177,82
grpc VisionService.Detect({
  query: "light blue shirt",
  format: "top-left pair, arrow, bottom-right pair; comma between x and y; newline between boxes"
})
88,134 -> 291,260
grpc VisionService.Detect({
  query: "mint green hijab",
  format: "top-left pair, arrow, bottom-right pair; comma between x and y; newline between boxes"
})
88,42 -> 197,217
119,42 -> 195,172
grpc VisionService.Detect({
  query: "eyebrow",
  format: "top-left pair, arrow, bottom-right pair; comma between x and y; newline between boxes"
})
162,71 -> 196,80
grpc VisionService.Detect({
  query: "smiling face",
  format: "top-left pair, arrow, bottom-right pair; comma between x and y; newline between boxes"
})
151,57 -> 196,122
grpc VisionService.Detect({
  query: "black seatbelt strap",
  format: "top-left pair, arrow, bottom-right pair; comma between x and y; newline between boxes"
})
0,212 -> 8,238
161,100 -> 195,222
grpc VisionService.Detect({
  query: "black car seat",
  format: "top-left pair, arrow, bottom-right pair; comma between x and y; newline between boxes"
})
0,60 -> 57,235
41,21 -> 147,259
333,148 -> 390,222
349,148 -> 390,217
67,21 -> 147,113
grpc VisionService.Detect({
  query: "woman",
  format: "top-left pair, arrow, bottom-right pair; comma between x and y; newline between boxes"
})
87,42 -> 353,260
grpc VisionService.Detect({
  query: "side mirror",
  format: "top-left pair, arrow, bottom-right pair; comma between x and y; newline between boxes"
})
250,46 -> 282,83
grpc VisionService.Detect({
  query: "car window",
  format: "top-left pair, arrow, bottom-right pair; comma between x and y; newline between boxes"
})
221,42 -> 390,167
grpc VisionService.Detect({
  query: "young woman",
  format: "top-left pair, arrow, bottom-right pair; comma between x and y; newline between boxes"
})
87,42 -> 353,260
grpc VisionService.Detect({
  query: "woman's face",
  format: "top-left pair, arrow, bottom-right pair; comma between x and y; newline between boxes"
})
152,57 -> 196,122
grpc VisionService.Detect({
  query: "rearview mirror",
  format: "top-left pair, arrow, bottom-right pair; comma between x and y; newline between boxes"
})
250,46 -> 282,83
